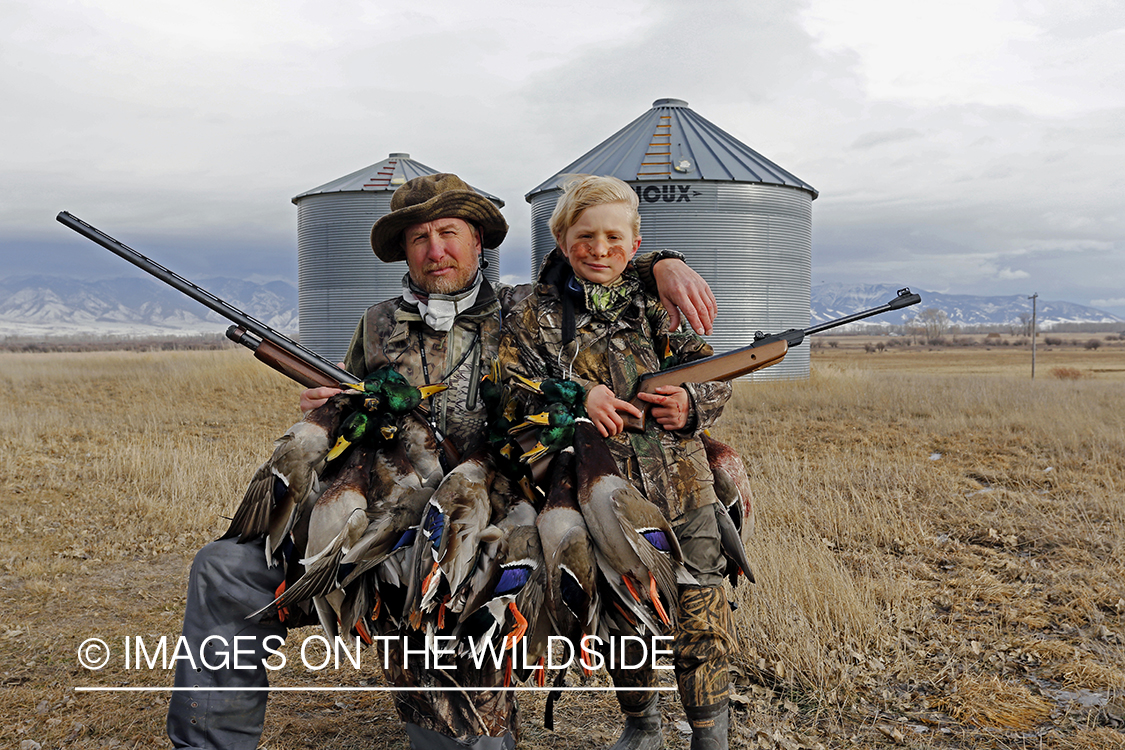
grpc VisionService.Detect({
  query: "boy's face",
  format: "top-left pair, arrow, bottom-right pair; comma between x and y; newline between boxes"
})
559,202 -> 641,285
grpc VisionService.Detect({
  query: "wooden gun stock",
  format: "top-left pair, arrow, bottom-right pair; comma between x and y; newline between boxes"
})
226,326 -> 341,389
622,338 -> 789,432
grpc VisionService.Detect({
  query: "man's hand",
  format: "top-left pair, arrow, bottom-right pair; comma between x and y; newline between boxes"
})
300,386 -> 343,415
652,258 -> 717,335
586,384 -> 644,438
300,360 -> 349,414
636,385 -> 690,431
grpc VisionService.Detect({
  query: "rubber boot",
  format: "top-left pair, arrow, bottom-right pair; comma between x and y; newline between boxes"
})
684,702 -> 729,750
607,694 -> 665,750
673,585 -> 734,750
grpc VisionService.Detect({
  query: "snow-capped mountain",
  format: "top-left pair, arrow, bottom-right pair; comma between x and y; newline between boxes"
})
811,283 -> 1122,330
0,275 -> 298,339
1,276 -> 1119,339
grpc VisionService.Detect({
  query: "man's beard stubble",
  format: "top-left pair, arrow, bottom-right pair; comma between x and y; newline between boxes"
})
415,260 -> 478,296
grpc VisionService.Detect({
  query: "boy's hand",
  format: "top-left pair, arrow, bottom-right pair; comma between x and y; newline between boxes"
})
586,384 -> 644,437
636,385 -> 690,431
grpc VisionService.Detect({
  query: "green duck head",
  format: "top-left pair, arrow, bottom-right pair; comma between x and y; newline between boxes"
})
508,401 -> 574,435
512,374 -> 585,409
327,411 -> 372,460
479,359 -> 507,417
343,366 -> 409,395
327,410 -> 402,461
520,406 -> 576,464
380,381 -> 448,415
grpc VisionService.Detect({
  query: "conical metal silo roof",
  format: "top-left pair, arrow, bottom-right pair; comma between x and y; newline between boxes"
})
293,153 -> 504,206
525,98 -> 817,381
526,98 -> 816,199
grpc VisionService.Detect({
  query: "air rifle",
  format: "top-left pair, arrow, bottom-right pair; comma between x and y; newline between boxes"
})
55,211 -> 359,389
623,287 -> 923,432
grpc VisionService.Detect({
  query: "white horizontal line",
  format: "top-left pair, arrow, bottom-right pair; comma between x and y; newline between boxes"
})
75,686 -> 676,693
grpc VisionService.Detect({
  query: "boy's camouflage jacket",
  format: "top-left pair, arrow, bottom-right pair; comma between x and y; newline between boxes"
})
498,259 -> 731,520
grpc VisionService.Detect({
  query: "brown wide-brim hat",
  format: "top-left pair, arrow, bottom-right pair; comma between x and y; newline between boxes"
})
370,173 -> 508,263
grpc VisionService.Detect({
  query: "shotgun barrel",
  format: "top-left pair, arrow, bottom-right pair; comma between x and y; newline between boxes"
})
55,211 -> 359,387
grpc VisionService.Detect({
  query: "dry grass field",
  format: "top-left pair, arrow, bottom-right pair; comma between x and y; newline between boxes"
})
1,343 -> 1123,749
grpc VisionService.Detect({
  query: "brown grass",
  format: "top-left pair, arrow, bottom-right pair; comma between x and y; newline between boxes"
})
814,334 -> 1125,381
2,347 -> 1124,749
932,674 -> 1053,730
1050,367 -> 1086,380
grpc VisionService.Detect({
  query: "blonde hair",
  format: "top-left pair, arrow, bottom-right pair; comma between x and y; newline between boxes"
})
549,174 -> 641,247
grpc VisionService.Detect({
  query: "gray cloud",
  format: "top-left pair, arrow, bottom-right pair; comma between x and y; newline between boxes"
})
850,129 -> 924,150
2,0 -> 1122,317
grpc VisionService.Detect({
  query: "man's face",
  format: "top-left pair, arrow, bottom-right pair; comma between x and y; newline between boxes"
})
403,217 -> 482,295
559,202 -> 640,285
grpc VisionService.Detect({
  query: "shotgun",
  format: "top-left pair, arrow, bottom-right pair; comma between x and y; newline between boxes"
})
623,288 -> 923,431
56,211 -> 357,389
55,211 -> 463,464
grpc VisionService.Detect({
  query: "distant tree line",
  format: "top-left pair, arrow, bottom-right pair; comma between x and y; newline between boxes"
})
0,333 -> 234,353
834,315 -> 1124,340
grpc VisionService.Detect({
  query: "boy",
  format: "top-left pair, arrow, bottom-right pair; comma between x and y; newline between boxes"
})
498,175 -> 736,750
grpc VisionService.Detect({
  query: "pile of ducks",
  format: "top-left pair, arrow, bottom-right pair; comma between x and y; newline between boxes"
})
224,364 -> 755,685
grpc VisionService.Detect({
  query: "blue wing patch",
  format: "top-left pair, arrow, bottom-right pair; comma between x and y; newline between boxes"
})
495,562 -> 532,596
639,527 -> 672,553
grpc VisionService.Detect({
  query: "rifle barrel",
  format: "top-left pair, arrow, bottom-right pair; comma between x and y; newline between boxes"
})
56,211 -> 357,385
803,288 -> 921,337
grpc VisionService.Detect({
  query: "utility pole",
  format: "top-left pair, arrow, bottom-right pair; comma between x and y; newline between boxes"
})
1028,293 -> 1038,379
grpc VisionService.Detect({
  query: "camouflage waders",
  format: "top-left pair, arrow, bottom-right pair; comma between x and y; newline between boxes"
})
607,505 -> 736,749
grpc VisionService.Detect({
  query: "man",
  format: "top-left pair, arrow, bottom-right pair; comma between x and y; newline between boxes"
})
168,173 -> 717,750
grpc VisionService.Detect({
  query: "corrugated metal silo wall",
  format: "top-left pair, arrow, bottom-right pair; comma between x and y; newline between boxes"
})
297,192 -> 500,364
529,196 -> 558,278
530,182 -> 812,381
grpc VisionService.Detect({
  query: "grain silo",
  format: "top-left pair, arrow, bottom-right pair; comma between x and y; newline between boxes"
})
526,99 -> 818,380
293,153 -> 504,362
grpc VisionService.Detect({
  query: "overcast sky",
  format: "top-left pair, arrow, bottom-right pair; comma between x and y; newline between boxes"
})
3,0 -> 1123,315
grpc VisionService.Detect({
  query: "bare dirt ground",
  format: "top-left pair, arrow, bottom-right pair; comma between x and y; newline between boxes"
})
1,345 -> 1122,749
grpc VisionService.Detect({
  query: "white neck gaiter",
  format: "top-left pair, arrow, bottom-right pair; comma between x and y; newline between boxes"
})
401,272 -> 484,332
